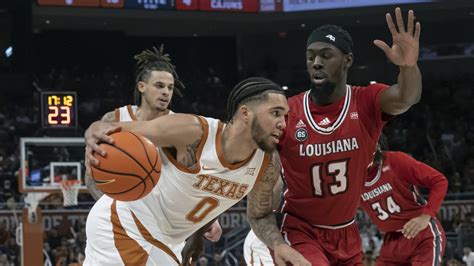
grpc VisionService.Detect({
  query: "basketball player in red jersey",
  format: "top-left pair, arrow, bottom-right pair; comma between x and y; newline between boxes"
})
83,46 -> 221,264
248,7 -> 423,265
360,142 -> 447,265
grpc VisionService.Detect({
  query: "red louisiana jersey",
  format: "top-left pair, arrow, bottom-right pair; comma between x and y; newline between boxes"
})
278,84 -> 388,225
359,151 -> 448,232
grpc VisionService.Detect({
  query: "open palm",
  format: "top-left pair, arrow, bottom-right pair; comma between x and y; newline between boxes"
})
374,7 -> 421,67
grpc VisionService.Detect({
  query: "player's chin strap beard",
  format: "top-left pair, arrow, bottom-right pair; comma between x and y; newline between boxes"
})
310,81 -> 336,104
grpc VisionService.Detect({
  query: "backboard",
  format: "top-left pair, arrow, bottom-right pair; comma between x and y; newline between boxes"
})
20,137 -> 87,193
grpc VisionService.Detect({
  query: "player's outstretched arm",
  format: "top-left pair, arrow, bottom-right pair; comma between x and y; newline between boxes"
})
84,110 -> 117,200
247,152 -> 310,266
376,7 -> 422,115
84,114 -> 203,170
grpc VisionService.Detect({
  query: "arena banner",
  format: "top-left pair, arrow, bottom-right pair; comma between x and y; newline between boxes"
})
176,0 -> 199,10
124,0 -> 175,10
0,209 -> 89,235
101,0 -> 125,8
199,0 -> 258,12
260,0 -> 282,12
282,0 -> 434,12
217,207 -> 248,233
0,207 -> 248,234
37,0 -> 100,7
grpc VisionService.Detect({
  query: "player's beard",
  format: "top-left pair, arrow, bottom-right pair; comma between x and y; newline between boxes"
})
251,117 -> 276,153
310,80 -> 337,103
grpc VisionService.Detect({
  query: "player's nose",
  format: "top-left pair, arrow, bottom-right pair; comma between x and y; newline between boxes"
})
312,56 -> 324,70
277,118 -> 286,129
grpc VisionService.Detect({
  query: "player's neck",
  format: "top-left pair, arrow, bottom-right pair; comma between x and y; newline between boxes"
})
310,83 -> 346,106
135,106 -> 169,121
220,123 -> 256,164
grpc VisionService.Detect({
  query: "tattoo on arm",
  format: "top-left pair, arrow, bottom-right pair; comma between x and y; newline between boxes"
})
101,111 -> 117,122
85,173 -> 103,201
247,152 -> 286,249
178,139 -> 200,168
84,110 -> 117,200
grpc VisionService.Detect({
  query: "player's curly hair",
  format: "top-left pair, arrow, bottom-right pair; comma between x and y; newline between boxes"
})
133,45 -> 184,105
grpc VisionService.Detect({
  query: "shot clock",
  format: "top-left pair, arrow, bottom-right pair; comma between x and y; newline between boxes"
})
41,92 -> 78,128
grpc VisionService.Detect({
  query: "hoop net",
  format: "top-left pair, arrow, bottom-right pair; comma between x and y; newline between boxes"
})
60,180 -> 81,207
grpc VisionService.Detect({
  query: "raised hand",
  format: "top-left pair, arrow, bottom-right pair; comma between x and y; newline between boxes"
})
374,7 -> 421,67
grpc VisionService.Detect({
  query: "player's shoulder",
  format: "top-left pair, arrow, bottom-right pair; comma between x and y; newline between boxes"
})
288,91 -> 307,104
384,151 -> 418,170
350,83 -> 390,103
287,91 -> 308,115
101,110 -> 117,122
351,83 -> 389,91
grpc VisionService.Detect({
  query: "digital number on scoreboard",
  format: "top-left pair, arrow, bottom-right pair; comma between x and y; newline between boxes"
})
41,91 -> 78,128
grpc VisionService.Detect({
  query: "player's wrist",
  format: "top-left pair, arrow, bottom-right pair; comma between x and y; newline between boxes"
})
419,213 -> 432,221
273,242 -> 290,251
399,64 -> 418,71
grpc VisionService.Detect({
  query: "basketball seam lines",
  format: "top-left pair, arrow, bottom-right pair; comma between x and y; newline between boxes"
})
128,132 -> 160,187
92,167 -> 150,198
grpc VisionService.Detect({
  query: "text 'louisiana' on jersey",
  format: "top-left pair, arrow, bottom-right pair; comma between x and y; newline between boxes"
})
278,84 -> 388,226
360,151 -> 444,232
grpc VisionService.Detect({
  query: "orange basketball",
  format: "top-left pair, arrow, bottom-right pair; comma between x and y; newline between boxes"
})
90,131 -> 161,201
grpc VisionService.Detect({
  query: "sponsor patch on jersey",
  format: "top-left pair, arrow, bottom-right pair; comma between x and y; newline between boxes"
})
245,168 -> 256,175
350,112 -> 359,120
296,119 -> 306,128
295,128 -> 308,142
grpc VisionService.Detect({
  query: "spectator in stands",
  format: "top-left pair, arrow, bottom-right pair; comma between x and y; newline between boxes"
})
0,222 -> 10,254
463,246 -> 474,266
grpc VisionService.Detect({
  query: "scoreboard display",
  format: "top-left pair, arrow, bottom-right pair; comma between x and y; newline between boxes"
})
36,0 -> 434,12
124,0 -> 174,10
41,92 -> 78,128
37,0 -> 100,7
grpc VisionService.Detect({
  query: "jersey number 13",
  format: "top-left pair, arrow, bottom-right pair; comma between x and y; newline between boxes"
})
311,159 -> 349,197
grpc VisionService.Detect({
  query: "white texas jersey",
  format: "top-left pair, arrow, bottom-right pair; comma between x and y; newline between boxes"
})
116,116 -> 270,245
115,105 -> 174,122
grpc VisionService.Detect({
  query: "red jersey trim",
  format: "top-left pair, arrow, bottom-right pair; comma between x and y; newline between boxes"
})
303,85 -> 351,135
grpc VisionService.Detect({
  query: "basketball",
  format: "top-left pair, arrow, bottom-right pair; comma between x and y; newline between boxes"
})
90,131 -> 161,201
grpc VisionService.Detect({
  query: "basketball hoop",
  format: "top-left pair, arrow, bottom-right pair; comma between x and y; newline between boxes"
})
60,180 -> 81,207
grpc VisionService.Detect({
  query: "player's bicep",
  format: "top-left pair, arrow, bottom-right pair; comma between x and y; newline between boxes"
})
247,152 -> 281,219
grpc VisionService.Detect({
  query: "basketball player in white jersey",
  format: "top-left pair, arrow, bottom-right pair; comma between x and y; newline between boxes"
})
84,46 -> 221,263
84,78 -> 310,266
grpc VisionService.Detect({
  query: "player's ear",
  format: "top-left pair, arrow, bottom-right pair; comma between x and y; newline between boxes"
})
344,53 -> 353,69
239,105 -> 252,124
137,81 -> 146,93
